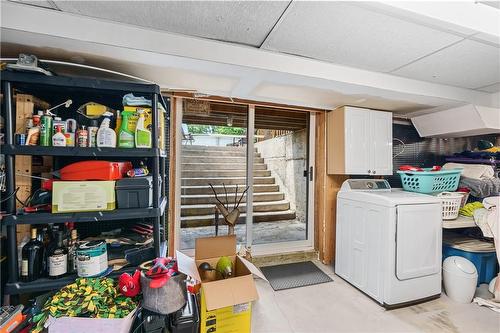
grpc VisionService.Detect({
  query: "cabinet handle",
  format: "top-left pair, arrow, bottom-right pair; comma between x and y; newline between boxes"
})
368,170 -> 371,174
373,170 -> 376,174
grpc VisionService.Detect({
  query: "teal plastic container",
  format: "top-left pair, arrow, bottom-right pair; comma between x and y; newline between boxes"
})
397,168 -> 463,194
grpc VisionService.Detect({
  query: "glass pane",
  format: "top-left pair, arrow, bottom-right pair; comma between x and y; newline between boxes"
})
180,101 -> 248,249
252,107 -> 309,245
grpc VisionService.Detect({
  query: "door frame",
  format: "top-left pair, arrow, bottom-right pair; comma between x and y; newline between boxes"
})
171,95 -> 316,255
251,113 -> 315,255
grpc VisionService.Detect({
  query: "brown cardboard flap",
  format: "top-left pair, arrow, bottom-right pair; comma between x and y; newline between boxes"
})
176,250 -> 201,281
239,256 -> 268,281
203,275 -> 258,311
195,235 -> 237,260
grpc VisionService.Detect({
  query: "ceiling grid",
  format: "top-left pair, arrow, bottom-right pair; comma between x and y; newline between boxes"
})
3,0 -> 500,95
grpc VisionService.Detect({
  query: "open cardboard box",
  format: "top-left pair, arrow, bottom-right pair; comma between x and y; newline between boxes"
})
47,308 -> 137,333
177,235 -> 267,333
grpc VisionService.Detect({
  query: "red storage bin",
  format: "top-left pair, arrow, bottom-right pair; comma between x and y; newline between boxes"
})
59,161 -> 132,181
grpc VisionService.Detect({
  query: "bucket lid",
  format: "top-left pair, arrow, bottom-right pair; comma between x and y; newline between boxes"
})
443,256 -> 477,275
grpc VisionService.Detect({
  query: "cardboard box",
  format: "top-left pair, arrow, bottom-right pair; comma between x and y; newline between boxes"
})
47,308 -> 136,333
52,181 -> 116,213
177,236 -> 267,333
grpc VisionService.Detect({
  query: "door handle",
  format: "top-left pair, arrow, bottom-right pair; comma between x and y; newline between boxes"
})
304,167 -> 313,181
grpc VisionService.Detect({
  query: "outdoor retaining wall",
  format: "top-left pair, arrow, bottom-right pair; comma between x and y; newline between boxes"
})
255,129 -> 307,223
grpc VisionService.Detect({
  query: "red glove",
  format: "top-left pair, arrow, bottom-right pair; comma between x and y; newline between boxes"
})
118,269 -> 141,297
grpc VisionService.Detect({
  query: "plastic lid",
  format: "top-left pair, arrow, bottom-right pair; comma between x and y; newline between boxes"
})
443,256 -> 477,275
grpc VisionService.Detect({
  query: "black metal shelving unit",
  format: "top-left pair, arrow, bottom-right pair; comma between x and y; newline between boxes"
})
1,71 -> 169,295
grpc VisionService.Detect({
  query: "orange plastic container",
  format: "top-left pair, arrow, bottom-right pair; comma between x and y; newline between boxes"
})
59,161 -> 132,181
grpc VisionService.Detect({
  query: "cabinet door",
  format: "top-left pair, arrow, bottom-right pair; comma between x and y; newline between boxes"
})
369,111 -> 393,175
344,108 -> 370,174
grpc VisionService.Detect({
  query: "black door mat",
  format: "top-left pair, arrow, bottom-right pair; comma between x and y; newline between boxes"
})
260,261 -> 333,291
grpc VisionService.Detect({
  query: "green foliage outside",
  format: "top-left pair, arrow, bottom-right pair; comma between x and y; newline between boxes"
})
187,124 -> 245,135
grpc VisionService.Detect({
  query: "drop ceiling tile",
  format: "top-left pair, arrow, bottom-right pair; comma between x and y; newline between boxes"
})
393,39 -> 500,89
8,0 -> 59,9
476,82 -> 500,93
53,1 -> 289,46
471,32 -> 500,47
479,1 -> 500,10
261,2 -> 462,72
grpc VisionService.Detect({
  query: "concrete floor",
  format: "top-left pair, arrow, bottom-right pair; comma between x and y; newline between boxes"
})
251,261 -> 499,333
180,220 -> 306,249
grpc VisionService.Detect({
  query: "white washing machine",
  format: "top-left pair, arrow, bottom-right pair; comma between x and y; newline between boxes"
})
335,179 -> 442,308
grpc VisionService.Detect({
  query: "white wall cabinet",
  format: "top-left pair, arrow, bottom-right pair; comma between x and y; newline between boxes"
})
327,106 -> 392,175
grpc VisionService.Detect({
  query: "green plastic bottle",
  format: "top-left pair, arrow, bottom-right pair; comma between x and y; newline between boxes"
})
135,109 -> 152,148
118,111 -> 134,148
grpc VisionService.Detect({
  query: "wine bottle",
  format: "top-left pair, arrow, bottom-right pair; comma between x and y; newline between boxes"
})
21,228 -> 44,282
67,229 -> 79,273
48,231 -> 68,278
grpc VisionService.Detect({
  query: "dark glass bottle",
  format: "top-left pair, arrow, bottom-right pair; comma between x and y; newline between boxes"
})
67,229 -> 79,274
48,231 -> 68,278
21,228 -> 44,282
41,226 -> 51,276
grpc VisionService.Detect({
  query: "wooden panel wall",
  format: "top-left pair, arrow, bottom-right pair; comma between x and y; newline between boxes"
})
315,112 -> 348,264
15,95 -> 34,242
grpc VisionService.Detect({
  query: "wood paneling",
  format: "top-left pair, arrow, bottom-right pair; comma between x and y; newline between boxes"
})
327,108 -> 345,174
169,91 -> 326,113
315,112 -> 347,264
15,94 -> 34,242
314,113 -> 326,254
182,102 -> 308,130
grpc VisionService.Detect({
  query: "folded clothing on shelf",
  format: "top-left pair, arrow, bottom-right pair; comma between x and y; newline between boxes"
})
460,176 -> 500,198
444,162 -> 495,180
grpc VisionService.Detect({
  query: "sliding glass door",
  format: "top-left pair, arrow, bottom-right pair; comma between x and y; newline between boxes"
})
250,107 -> 312,250
178,99 -> 314,252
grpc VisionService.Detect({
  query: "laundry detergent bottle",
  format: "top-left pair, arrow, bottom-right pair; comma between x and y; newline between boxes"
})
135,109 -> 152,148
97,112 -> 116,148
118,111 -> 135,148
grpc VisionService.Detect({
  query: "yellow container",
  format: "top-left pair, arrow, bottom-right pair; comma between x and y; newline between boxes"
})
200,289 -> 252,333
52,181 -> 115,213
123,105 -> 166,150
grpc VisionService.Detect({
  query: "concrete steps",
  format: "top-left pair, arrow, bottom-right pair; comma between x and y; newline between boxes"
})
182,149 -> 260,157
183,145 -> 256,152
180,210 -> 297,228
181,184 -> 279,195
182,156 -> 265,164
181,192 -> 285,205
182,163 -> 267,171
181,170 -> 271,178
181,177 -> 275,186
181,145 -> 296,227
181,200 -> 290,216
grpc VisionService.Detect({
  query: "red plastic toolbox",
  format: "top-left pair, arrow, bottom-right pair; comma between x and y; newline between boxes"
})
59,161 -> 132,181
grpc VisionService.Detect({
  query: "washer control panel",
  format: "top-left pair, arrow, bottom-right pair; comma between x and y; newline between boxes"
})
341,179 -> 391,191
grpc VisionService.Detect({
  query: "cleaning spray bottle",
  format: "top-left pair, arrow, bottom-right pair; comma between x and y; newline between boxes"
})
97,112 -> 116,148
52,125 -> 66,147
118,111 -> 135,148
135,109 -> 151,148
